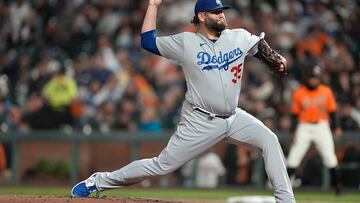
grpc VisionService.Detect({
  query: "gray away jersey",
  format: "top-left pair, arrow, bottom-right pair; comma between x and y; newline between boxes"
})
156,29 -> 263,115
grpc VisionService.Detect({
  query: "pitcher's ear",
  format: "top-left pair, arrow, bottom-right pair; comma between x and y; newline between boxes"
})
198,12 -> 206,23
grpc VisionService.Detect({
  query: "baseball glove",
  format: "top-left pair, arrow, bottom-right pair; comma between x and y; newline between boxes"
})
257,39 -> 288,77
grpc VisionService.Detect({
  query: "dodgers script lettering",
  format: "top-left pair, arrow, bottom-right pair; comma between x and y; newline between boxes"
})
197,48 -> 243,71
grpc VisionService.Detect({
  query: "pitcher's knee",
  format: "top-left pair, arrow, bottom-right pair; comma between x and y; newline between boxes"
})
152,157 -> 180,176
262,131 -> 280,150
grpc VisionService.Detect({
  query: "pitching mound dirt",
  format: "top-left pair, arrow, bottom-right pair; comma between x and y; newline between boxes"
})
0,195 -> 183,203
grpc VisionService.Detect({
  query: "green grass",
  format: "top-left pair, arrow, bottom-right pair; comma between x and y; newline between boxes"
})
0,187 -> 359,202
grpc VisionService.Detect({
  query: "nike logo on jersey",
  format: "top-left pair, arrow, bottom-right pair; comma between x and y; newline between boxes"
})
200,43 -> 207,46
197,48 -> 243,71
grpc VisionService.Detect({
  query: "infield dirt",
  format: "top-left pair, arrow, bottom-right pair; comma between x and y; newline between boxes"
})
0,195 -> 349,203
0,195 -> 225,203
0,195 -> 175,203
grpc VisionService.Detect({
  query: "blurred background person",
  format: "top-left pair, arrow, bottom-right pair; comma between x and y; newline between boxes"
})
181,150 -> 225,189
286,64 -> 343,194
22,65 -> 77,129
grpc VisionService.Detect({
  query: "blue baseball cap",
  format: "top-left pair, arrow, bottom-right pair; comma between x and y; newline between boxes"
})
194,0 -> 231,14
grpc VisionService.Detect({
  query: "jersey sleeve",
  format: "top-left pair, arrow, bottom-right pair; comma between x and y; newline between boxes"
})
234,29 -> 264,56
156,33 -> 185,62
247,32 -> 265,56
141,30 -> 161,56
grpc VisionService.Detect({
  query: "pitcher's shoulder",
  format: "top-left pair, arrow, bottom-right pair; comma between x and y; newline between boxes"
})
183,32 -> 197,36
226,28 -> 249,33
177,32 -> 199,40
222,28 -> 252,36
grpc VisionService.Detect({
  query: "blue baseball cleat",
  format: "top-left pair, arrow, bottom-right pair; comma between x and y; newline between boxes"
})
71,173 -> 100,197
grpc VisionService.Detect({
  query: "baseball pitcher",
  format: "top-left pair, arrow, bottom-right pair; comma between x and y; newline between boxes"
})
71,0 -> 295,202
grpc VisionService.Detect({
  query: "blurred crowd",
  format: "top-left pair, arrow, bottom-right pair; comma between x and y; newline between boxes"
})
0,0 -> 359,134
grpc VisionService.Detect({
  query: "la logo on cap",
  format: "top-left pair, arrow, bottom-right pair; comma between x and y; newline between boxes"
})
216,0 -> 221,5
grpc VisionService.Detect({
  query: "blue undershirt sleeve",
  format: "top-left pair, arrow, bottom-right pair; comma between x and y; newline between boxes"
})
141,30 -> 161,56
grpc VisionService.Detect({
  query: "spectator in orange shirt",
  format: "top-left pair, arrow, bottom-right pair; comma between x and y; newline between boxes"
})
286,64 -> 342,194
296,26 -> 330,59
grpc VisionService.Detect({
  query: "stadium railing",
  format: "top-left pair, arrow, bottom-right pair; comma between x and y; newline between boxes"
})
0,130 -> 359,190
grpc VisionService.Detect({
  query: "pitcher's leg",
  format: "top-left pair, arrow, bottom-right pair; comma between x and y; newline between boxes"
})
96,139 -> 183,190
96,158 -> 175,189
227,109 -> 295,203
96,103 -> 228,190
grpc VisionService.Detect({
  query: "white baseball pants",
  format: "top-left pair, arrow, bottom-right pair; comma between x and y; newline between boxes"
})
287,121 -> 338,168
95,101 -> 295,203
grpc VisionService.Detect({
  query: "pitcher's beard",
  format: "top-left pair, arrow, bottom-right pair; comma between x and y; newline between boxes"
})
205,18 -> 227,33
